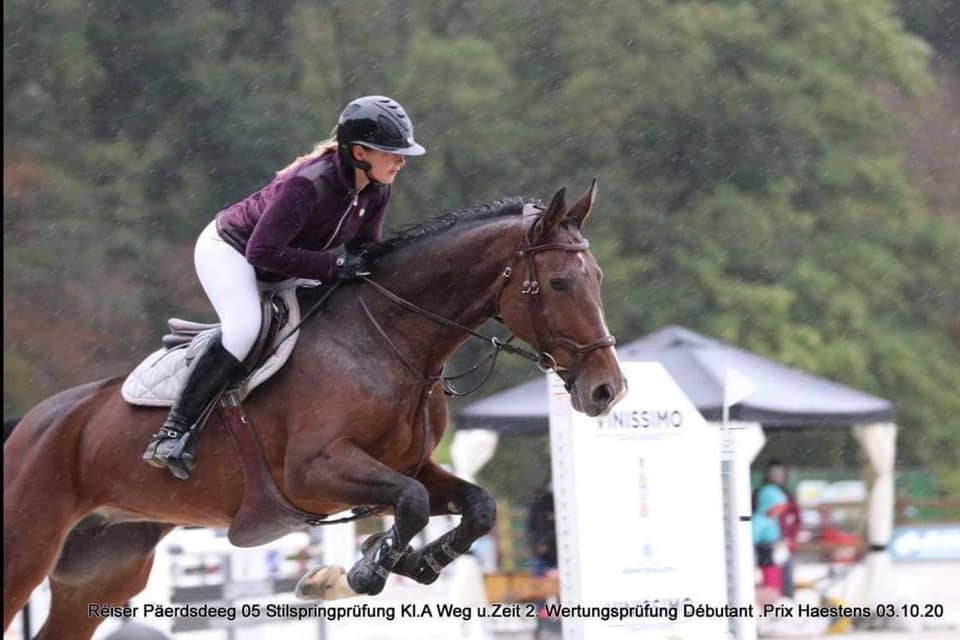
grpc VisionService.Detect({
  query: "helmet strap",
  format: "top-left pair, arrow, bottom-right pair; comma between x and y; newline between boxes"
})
341,144 -> 385,187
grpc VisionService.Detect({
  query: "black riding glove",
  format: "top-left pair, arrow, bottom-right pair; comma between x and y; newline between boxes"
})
335,254 -> 372,280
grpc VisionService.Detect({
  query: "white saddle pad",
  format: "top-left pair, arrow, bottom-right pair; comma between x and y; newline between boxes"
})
122,284 -> 306,407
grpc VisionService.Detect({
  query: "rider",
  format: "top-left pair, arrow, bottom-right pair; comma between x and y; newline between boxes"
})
142,95 -> 426,479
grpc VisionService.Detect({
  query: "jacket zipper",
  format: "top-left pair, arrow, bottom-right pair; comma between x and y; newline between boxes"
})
320,191 -> 360,251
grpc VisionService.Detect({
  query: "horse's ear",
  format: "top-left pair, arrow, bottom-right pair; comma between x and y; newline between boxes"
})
566,178 -> 597,230
535,187 -> 567,237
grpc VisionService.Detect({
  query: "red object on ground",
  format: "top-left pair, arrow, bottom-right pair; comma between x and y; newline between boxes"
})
761,565 -> 784,594
820,526 -> 863,563
820,527 -> 861,545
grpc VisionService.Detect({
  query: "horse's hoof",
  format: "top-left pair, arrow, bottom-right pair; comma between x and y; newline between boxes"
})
347,559 -> 388,596
295,566 -> 357,601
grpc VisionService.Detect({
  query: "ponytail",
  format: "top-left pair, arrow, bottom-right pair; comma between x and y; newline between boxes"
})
276,126 -> 339,177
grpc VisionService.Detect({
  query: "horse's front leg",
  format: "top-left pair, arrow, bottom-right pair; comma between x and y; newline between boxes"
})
287,438 -> 430,598
389,461 -> 497,585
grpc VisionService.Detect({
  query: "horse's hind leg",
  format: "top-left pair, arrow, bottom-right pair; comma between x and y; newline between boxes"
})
3,467 -> 85,629
386,461 -> 496,585
35,517 -> 174,640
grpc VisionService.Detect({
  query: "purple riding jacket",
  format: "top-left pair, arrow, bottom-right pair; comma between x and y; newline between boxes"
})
216,150 -> 391,282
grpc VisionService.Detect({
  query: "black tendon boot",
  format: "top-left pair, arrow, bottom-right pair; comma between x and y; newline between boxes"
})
142,338 -> 243,479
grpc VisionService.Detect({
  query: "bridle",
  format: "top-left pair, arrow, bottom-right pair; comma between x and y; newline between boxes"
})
358,215 -> 616,396
491,219 -> 616,385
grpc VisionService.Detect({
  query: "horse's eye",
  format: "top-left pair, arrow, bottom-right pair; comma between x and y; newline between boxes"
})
549,278 -> 572,292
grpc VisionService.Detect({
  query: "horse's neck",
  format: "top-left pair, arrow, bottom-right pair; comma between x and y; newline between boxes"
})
360,219 -> 522,373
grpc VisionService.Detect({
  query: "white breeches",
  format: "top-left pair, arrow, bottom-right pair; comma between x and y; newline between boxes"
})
194,221 -> 262,361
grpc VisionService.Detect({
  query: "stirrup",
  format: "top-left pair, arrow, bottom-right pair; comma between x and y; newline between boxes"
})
162,430 -> 199,480
142,429 -> 198,479
142,424 -> 189,469
142,429 -> 175,465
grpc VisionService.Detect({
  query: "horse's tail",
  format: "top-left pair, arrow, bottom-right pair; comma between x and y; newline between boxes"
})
4,417 -> 22,443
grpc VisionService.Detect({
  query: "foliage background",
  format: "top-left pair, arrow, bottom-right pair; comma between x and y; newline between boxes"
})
4,0 -> 959,489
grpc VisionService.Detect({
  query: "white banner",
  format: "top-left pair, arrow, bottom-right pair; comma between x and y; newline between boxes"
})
550,361 -> 729,640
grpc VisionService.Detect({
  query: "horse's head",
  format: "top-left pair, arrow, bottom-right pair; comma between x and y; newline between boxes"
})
497,181 -> 626,416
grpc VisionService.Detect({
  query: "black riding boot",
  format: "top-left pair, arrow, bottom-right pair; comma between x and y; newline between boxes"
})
142,338 -> 243,479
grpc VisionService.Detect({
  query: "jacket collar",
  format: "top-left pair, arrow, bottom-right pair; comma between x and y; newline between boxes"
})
324,148 -> 388,196
328,148 -> 358,191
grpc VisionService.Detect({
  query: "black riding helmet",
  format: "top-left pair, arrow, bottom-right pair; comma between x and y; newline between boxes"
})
337,96 -> 425,178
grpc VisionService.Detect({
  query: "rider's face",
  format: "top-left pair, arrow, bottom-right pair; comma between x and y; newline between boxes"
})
353,146 -> 406,185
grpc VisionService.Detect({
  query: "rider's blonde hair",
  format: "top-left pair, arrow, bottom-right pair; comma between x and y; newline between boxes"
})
276,126 -> 339,177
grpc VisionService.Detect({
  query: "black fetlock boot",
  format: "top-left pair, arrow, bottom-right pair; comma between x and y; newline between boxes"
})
142,338 -> 243,479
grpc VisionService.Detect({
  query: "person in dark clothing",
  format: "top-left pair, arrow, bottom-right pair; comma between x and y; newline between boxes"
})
142,96 -> 425,479
527,484 -> 558,576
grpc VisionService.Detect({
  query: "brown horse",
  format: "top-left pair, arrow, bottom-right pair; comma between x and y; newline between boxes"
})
3,183 -> 625,639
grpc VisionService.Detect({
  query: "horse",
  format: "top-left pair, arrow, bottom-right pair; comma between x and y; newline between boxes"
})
3,183 -> 626,639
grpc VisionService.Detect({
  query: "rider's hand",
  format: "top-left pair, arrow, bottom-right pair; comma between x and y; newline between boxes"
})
335,254 -> 372,280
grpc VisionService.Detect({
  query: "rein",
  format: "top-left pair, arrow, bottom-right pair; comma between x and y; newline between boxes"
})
357,223 -> 616,396
251,220 -> 615,396
359,278 -> 552,392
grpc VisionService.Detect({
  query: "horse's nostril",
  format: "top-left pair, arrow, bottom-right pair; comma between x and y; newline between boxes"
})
592,383 -> 614,406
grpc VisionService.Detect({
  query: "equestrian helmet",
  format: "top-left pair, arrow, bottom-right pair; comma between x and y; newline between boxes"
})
337,96 -> 426,156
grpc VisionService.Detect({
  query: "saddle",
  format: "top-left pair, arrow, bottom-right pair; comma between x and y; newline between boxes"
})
123,279 -> 347,547
122,280 -> 310,406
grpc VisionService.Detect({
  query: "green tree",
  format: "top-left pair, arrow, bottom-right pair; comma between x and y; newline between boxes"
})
4,0 -> 958,486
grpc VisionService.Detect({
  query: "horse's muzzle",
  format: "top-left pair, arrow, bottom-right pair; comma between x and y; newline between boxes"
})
569,374 -> 626,417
